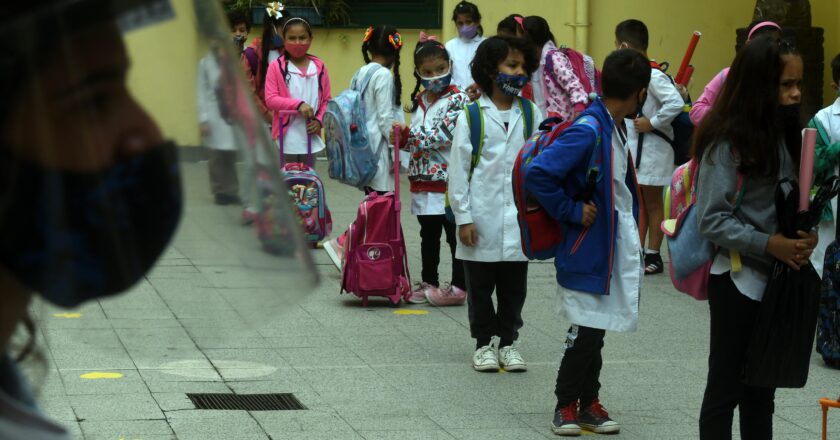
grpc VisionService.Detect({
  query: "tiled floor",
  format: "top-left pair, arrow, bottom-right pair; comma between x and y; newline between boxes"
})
21,160 -> 840,439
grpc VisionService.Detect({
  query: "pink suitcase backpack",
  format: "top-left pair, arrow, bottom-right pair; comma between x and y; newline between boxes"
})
256,111 -> 332,252
340,127 -> 411,306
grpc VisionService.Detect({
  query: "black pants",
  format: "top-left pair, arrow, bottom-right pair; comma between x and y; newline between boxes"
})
464,261 -> 528,347
699,274 -> 775,440
208,149 -> 239,197
417,215 -> 465,289
554,325 -> 606,410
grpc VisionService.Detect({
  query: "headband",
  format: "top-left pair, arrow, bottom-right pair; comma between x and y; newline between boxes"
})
266,2 -> 284,20
747,21 -> 781,40
283,17 -> 310,31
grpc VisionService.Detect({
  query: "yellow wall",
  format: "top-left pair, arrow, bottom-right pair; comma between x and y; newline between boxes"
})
128,0 -> 840,147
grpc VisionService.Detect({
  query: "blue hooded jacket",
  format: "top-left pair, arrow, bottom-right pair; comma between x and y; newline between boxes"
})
524,98 -> 640,295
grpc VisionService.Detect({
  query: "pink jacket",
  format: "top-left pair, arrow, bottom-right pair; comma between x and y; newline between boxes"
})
264,54 -> 332,140
689,67 -> 728,126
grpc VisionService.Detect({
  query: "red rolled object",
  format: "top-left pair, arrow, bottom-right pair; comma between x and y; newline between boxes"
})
675,31 -> 701,86
682,65 -> 695,87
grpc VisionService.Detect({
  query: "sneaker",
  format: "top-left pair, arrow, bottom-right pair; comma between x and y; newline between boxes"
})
323,237 -> 344,271
578,399 -> 619,434
644,252 -> 663,275
498,345 -> 527,371
408,282 -> 434,304
240,208 -> 258,226
472,345 -> 499,372
427,283 -> 466,306
551,402 -> 581,436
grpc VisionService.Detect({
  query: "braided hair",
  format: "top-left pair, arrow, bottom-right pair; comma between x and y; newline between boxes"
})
407,40 -> 449,113
362,25 -> 403,106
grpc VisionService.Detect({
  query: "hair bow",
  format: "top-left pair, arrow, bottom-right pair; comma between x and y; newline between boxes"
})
419,31 -> 438,43
363,26 -> 374,43
514,16 -> 524,31
266,2 -> 284,20
389,32 -> 403,49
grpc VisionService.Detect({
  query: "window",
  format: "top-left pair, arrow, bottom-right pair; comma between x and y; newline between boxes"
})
346,0 -> 442,29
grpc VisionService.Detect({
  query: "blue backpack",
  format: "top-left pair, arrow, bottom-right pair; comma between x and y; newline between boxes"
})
323,65 -> 383,189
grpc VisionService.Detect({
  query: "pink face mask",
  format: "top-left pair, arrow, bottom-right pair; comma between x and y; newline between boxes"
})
285,42 -> 310,58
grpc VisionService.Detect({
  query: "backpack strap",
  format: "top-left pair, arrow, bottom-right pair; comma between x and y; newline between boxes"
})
518,97 -> 535,139
353,64 -> 383,97
464,101 -> 484,179
574,115 -> 603,177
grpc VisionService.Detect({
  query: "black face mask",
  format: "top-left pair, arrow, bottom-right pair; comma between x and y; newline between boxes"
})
777,103 -> 802,163
0,142 -> 183,307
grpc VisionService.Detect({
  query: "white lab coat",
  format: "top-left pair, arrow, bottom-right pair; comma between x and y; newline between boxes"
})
811,98 -> 840,275
197,52 -> 237,151
556,128 -> 643,332
445,35 -> 485,91
356,62 -> 400,192
626,69 -> 684,186
449,97 -> 542,262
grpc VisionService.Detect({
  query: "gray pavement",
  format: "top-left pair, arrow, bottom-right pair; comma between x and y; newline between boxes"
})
21,160 -> 840,439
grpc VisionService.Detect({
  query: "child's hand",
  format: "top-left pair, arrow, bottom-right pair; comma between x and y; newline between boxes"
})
676,84 -> 690,101
466,83 -> 481,101
580,202 -> 597,227
459,224 -> 479,247
298,103 -> 315,119
306,119 -> 322,135
199,122 -> 211,138
389,123 -> 406,145
767,231 -> 817,270
633,117 -> 654,133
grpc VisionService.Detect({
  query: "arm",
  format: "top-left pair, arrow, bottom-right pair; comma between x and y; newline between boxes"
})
524,124 -> 597,224
264,61 -> 304,112
408,92 -> 469,151
648,72 -> 685,130
550,51 -> 589,114
315,62 -> 332,124
196,58 -> 211,124
448,111 -> 473,225
696,146 -> 768,255
371,70 -> 397,142
689,69 -> 725,126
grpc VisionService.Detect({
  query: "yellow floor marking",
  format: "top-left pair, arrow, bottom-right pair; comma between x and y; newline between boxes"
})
392,309 -> 429,315
80,372 -> 124,379
52,313 -> 81,318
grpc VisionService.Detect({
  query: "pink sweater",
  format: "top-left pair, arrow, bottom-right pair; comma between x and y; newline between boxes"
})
689,67 -> 728,126
264,54 -> 332,140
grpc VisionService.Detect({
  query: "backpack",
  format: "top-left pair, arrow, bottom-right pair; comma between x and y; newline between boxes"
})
444,97 -> 536,223
243,46 -> 259,77
323,65 -> 383,189
512,114 -> 603,260
545,46 -> 602,98
661,159 -> 744,299
635,61 -> 694,167
818,240 -> 840,368
341,127 -> 411,306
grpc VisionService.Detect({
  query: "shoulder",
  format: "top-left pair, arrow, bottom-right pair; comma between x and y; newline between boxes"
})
649,68 -> 670,83
445,38 -> 459,49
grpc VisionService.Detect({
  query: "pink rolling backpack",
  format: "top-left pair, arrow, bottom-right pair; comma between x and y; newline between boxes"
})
340,127 -> 411,306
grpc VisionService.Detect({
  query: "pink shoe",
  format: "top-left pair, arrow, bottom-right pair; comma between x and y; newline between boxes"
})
408,282 -> 436,304
241,208 -> 258,225
427,283 -> 467,306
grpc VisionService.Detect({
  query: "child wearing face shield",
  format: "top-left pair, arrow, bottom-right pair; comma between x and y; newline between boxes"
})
445,1 -> 484,101
402,36 -> 469,306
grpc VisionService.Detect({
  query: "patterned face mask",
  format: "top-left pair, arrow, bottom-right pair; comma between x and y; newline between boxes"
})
419,66 -> 452,93
495,72 -> 529,96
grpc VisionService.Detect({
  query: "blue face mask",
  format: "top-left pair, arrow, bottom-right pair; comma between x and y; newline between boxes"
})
272,34 -> 284,49
495,72 -> 529,96
419,71 -> 452,94
0,143 -> 183,307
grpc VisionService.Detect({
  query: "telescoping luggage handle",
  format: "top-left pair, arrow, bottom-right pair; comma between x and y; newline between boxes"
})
275,109 -> 314,168
393,125 -> 401,216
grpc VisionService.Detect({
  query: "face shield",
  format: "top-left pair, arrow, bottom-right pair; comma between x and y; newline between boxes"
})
0,1 -> 317,329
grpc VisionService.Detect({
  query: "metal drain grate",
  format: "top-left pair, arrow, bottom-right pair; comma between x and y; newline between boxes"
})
187,393 -> 307,411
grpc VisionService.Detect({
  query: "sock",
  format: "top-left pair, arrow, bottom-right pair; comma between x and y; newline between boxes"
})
476,338 -> 491,349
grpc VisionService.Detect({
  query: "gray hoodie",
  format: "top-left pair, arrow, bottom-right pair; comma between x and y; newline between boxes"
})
696,142 -> 796,276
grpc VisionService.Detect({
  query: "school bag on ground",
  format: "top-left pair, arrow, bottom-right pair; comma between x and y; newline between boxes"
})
660,159 -> 743,300
444,97 -> 536,223
635,61 -> 694,167
323,65 -> 383,189
340,127 -> 411,306
818,236 -> 840,368
255,116 -> 332,252
512,114 -> 602,260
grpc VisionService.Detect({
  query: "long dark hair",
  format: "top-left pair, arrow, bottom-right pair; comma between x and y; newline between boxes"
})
692,37 -> 801,178
362,25 -> 403,106
407,40 -> 450,113
452,1 -> 483,36
258,13 -> 284,92
522,16 -> 555,51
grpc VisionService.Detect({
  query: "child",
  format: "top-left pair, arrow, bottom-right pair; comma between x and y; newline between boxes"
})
694,37 -> 815,440
404,37 -> 470,306
615,19 -> 684,275
521,15 -> 589,122
809,53 -> 840,275
496,13 -> 524,38
449,36 -> 542,372
445,1 -> 485,101
525,48 -> 650,436
264,17 -> 331,165
197,8 -> 250,206
322,25 -> 404,269
689,20 -> 782,126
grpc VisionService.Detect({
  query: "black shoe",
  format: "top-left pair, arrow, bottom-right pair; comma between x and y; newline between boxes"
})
214,194 -> 241,205
551,402 -> 581,436
578,399 -> 619,434
644,252 -> 663,275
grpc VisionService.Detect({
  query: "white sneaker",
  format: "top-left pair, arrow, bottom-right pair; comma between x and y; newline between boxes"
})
498,345 -> 527,371
472,345 -> 499,372
322,238 -> 343,271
